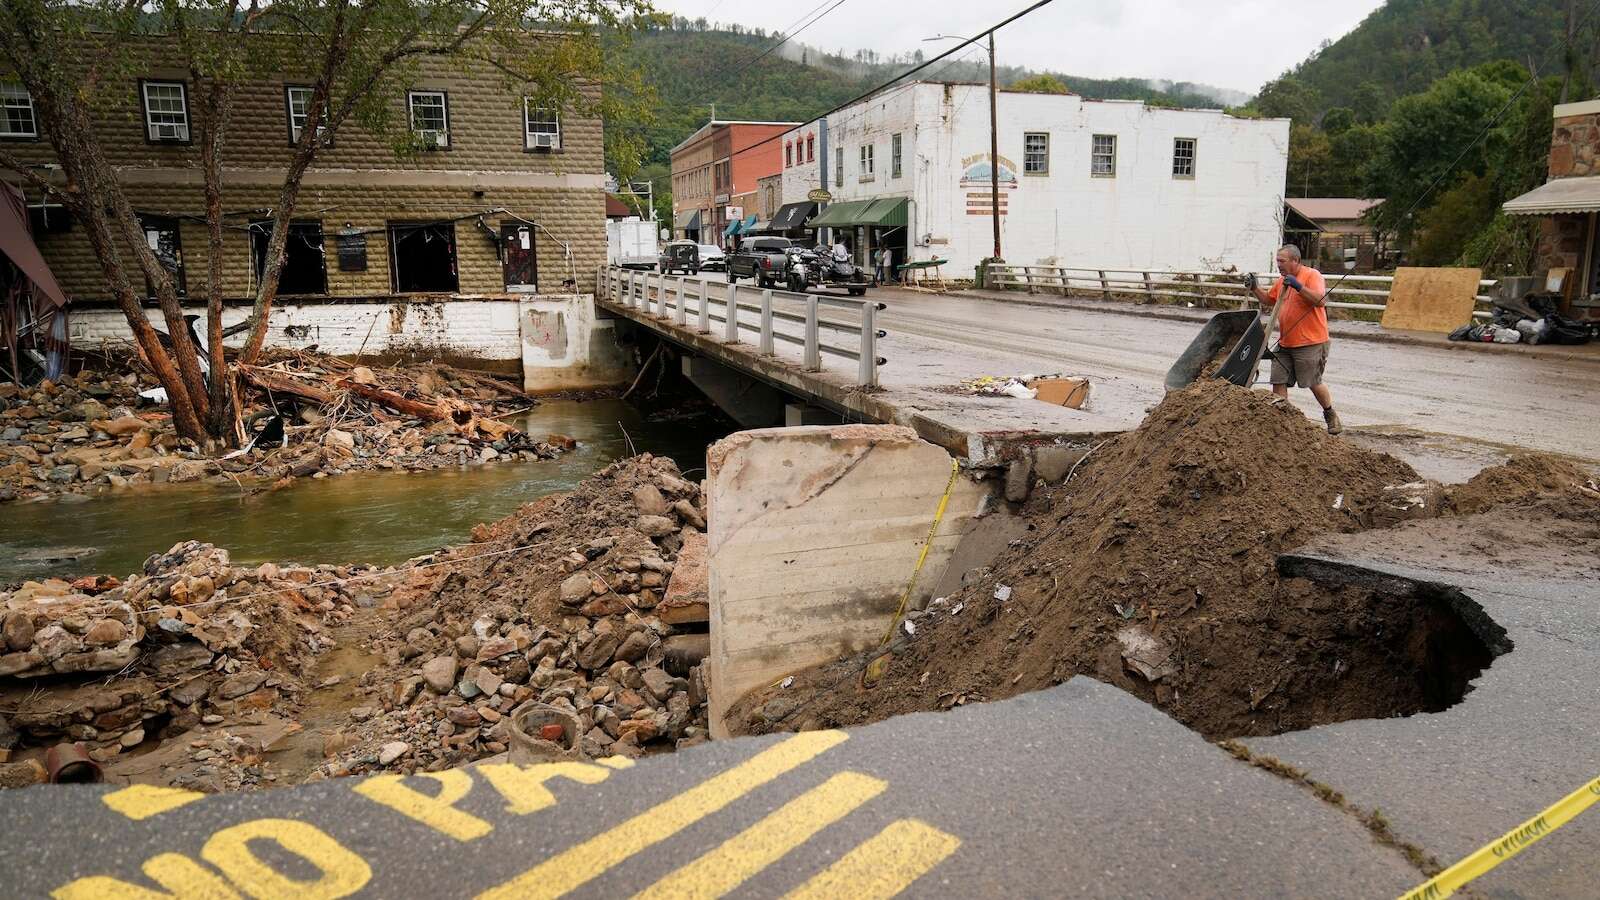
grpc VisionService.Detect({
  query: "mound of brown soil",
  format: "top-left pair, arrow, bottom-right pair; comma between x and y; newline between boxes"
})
1440,453 -> 1598,516
730,381 -> 1476,740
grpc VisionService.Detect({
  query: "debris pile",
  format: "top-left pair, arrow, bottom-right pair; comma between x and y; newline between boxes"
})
309,455 -> 711,778
0,350 -> 566,503
730,381 -> 1498,740
1438,452 -> 1599,516
1,540 -> 398,789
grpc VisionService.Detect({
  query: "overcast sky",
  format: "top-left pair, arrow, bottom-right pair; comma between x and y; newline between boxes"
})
662,0 -> 1387,96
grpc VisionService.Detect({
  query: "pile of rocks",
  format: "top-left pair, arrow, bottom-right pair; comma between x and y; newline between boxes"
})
323,456 -> 712,777
0,540 -> 397,779
0,352 -> 569,503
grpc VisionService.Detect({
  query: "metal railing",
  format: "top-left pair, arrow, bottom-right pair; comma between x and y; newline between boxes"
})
597,266 -> 887,388
988,264 -> 1500,320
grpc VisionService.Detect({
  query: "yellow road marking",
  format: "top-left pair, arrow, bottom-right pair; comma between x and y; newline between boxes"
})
201,819 -> 371,899
478,762 -> 616,816
353,770 -> 492,842
53,854 -> 241,899
102,785 -> 205,821
784,819 -> 960,900
634,771 -> 886,900
476,730 -> 848,900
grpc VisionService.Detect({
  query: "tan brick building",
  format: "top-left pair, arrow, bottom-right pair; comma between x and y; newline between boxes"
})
1,42 -> 607,307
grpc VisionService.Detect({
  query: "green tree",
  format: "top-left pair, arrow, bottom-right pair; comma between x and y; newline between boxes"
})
0,0 -> 654,444
1254,75 -> 1319,124
1321,107 -> 1355,135
1010,73 -> 1070,94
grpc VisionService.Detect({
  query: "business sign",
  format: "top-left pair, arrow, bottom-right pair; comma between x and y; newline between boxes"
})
807,188 -> 833,203
959,154 -> 1018,217
724,206 -> 744,221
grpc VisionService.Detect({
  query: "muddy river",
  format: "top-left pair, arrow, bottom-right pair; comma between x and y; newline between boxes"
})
0,399 -> 727,582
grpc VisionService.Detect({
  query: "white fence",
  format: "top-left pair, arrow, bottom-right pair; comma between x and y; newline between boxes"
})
989,265 -> 1499,320
599,266 -> 886,388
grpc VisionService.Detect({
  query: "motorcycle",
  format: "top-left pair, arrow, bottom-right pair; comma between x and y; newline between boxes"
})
782,246 -> 870,296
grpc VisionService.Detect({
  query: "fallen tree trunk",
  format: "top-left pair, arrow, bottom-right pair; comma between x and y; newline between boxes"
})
337,379 -> 450,421
240,366 -> 337,405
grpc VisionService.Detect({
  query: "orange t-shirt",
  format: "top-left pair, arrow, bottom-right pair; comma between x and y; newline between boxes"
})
1265,265 -> 1329,348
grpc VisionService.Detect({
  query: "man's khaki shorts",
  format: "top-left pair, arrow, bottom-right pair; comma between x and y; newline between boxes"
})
1270,341 -> 1329,388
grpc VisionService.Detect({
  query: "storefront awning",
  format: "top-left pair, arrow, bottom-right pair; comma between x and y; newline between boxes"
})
770,201 -> 819,231
723,218 -> 742,238
674,209 -> 701,230
1504,176 -> 1600,215
0,185 -> 67,308
807,197 -> 909,229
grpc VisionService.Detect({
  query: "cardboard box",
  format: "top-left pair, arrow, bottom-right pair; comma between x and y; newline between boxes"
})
1028,378 -> 1090,409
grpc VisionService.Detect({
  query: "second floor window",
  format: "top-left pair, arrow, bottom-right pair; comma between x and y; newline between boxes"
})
891,133 -> 903,178
1091,133 -> 1117,177
806,135 -> 814,162
835,147 -> 843,187
785,142 -> 793,168
1024,132 -> 1049,174
1173,137 -> 1196,178
142,81 -> 190,143
1,83 -> 37,139
408,90 -> 449,148
524,101 -> 560,150
859,144 -> 874,178
284,86 -> 331,146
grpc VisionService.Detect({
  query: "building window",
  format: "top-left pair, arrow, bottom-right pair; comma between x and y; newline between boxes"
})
835,147 -> 844,187
137,215 -> 185,296
1024,132 -> 1049,175
891,133 -> 903,179
785,142 -> 793,168
284,86 -> 332,146
1172,137 -> 1196,178
806,135 -> 814,162
524,101 -> 560,150
859,144 -> 874,179
407,90 -> 449,148
388,221 -> 458,293
1,83 -> 37,139
141,81 -> 190,143
1091,133 -> 1116,177
251,220 -> 327,295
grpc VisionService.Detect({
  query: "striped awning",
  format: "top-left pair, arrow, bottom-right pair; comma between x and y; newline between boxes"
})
1504,176 -> 1600,215
807,197 -> 909,228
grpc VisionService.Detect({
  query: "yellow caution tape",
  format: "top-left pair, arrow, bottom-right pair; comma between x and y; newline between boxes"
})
1399,774 -> 1600,900
881,458 -> 961,647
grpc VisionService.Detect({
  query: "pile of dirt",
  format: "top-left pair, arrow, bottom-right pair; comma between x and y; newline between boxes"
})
730,380 -> 1483,740
1439,452 -> 1598,516
304,455 -> 711,779
0,349 -> 568,503
1,541 -> 400,790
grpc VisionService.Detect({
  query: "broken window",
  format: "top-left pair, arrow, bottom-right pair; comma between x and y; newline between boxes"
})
408,90 -> 449,148
252,220 -> 327,295
387,221 -> 458,293
141,81 -> 190,143
523,101 -> 561,150
137,214 -> 185,296
1024,132 -> 1049,175
1091,133 -> 1116,177
1,83 -> 37,139
1173,137 -> 1196,178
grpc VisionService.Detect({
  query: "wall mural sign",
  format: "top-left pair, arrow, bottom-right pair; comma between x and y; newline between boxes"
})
959,153 -> 1018,216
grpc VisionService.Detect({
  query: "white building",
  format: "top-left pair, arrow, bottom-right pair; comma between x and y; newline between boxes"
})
777,82 -> 1290,277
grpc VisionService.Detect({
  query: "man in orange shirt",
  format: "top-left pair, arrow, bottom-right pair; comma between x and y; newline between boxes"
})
1247,244 -> 1343,434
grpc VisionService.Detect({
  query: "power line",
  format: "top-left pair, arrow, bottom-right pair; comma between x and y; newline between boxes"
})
719,0 -> 851,85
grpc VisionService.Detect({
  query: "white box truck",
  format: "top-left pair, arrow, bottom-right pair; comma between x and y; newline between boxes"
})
607,217 -> 659,270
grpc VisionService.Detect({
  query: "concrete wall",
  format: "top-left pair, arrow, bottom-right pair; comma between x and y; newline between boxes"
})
704,424 -> 994,737
519,295 -> 633,392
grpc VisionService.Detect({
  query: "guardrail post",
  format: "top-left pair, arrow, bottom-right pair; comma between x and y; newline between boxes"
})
629,270 -> 640,308
698,281 -> 710,333
804,296 -> 821,371
1055,266 -> 1067,296
1024,265 -> 1036,295
759,289 -> 774,355
674,278 -> 687,326
724,283 -> 739,342
647,271 -> 658,316
1098,269 -> 1110,302
1142,271 -> 1152,304
858,301 -> 878,387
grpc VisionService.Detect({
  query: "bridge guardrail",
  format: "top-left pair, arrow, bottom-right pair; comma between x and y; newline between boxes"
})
599,265 -> 887,388
988,264 -> 1499,320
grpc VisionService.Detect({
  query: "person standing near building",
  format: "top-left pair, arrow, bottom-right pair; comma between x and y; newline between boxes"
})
874,246 -> 891,286
1247,244 -> 1343,435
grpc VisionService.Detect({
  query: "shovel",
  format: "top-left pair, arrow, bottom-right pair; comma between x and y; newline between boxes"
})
1164,281 -> 1285,391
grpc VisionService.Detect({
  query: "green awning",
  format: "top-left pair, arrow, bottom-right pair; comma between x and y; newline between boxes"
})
806,197 -> 909,228
723,218 -> 742,237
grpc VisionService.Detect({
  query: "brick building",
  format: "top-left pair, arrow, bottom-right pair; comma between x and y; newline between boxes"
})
669,120 -> 796,247
1,41 -> 607,309
1505,97 -> 1600,320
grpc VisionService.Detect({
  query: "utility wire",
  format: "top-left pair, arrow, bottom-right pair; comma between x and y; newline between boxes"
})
718,0 -> 851,86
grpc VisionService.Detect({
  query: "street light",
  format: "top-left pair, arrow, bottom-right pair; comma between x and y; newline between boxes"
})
925,32 -> 1002,263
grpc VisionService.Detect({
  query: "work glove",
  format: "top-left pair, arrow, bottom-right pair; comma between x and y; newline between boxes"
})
1282,274 -> 1304,293
1243,273 -> 1258,292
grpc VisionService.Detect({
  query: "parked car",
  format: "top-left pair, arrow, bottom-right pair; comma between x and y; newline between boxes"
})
696,243 -> 727,272
658,240 -> 700,275
725,236 -> 795,287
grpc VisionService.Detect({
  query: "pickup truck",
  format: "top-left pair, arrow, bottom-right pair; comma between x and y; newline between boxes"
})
725,236 -> 796,287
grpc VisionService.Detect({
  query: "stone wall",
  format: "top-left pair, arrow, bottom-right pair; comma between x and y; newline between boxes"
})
1548,112 -> 1600,178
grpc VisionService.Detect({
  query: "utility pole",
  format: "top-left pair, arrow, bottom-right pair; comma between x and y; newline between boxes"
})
988,30 -> 1002,261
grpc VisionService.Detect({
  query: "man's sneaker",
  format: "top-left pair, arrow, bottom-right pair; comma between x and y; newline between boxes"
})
1323,406 -> 1343,435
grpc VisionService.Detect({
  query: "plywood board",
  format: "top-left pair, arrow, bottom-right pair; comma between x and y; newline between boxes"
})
1381,267 -> 1482,334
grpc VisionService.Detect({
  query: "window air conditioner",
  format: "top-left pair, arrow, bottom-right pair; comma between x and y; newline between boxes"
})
530,132 -> 558,149
150,123 -> 188,141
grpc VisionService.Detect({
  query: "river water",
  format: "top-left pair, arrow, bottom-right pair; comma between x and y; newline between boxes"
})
0,399 -> 728,583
